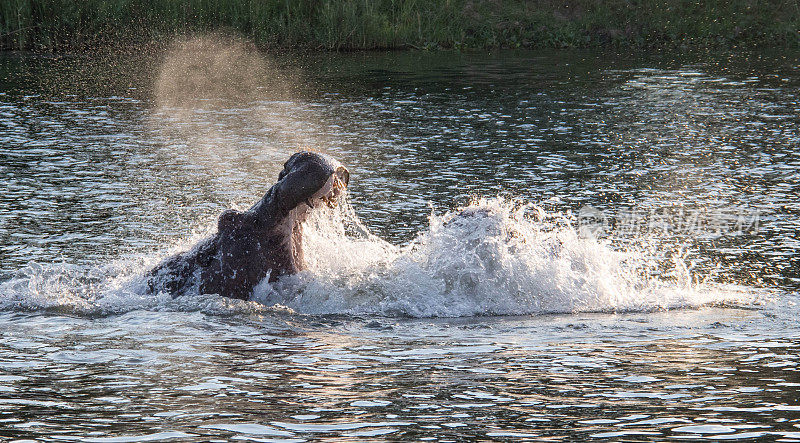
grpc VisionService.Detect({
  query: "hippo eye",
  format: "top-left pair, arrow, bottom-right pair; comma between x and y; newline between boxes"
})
279,152 -> 305,179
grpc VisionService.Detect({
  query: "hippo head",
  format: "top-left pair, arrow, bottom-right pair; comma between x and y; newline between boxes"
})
275,151 -> 350,214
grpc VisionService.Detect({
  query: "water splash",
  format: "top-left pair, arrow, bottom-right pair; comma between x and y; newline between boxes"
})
261,197 -> 760,317
0,232 -> 267,317
148,33 -> 334,183
0,197 -> 761,318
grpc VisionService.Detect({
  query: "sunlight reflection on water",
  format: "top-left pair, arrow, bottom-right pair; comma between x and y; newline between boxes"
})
1,48 -> 799,440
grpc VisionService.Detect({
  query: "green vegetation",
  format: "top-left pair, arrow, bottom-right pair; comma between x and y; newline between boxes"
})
2,0 -> 798,52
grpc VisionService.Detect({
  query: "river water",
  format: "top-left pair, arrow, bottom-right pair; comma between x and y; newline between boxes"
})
1,40 -> 799,441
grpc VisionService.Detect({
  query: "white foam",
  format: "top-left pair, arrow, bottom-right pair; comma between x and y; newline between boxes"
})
0,227 -> 265,316
0,197 -> 762,318
258,197 -> 761,317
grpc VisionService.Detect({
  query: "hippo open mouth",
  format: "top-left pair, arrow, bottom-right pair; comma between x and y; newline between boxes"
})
147,151 -> 349,300
305,166 -> 348,209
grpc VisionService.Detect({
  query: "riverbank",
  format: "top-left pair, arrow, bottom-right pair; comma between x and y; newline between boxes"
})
2,0 -> 798,52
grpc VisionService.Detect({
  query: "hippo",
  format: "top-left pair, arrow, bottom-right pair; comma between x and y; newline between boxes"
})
147,151 -> 349,300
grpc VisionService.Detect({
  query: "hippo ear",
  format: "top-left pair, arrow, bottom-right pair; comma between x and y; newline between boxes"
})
218,209 -> 245,232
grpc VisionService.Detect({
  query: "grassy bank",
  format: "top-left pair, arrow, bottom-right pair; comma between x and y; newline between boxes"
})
1,0 -> 798,52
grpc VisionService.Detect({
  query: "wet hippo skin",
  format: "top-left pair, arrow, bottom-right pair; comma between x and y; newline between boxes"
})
147,151 -> 349,300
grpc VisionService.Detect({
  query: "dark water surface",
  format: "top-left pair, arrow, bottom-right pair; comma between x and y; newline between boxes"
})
1,47 -> 799,441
